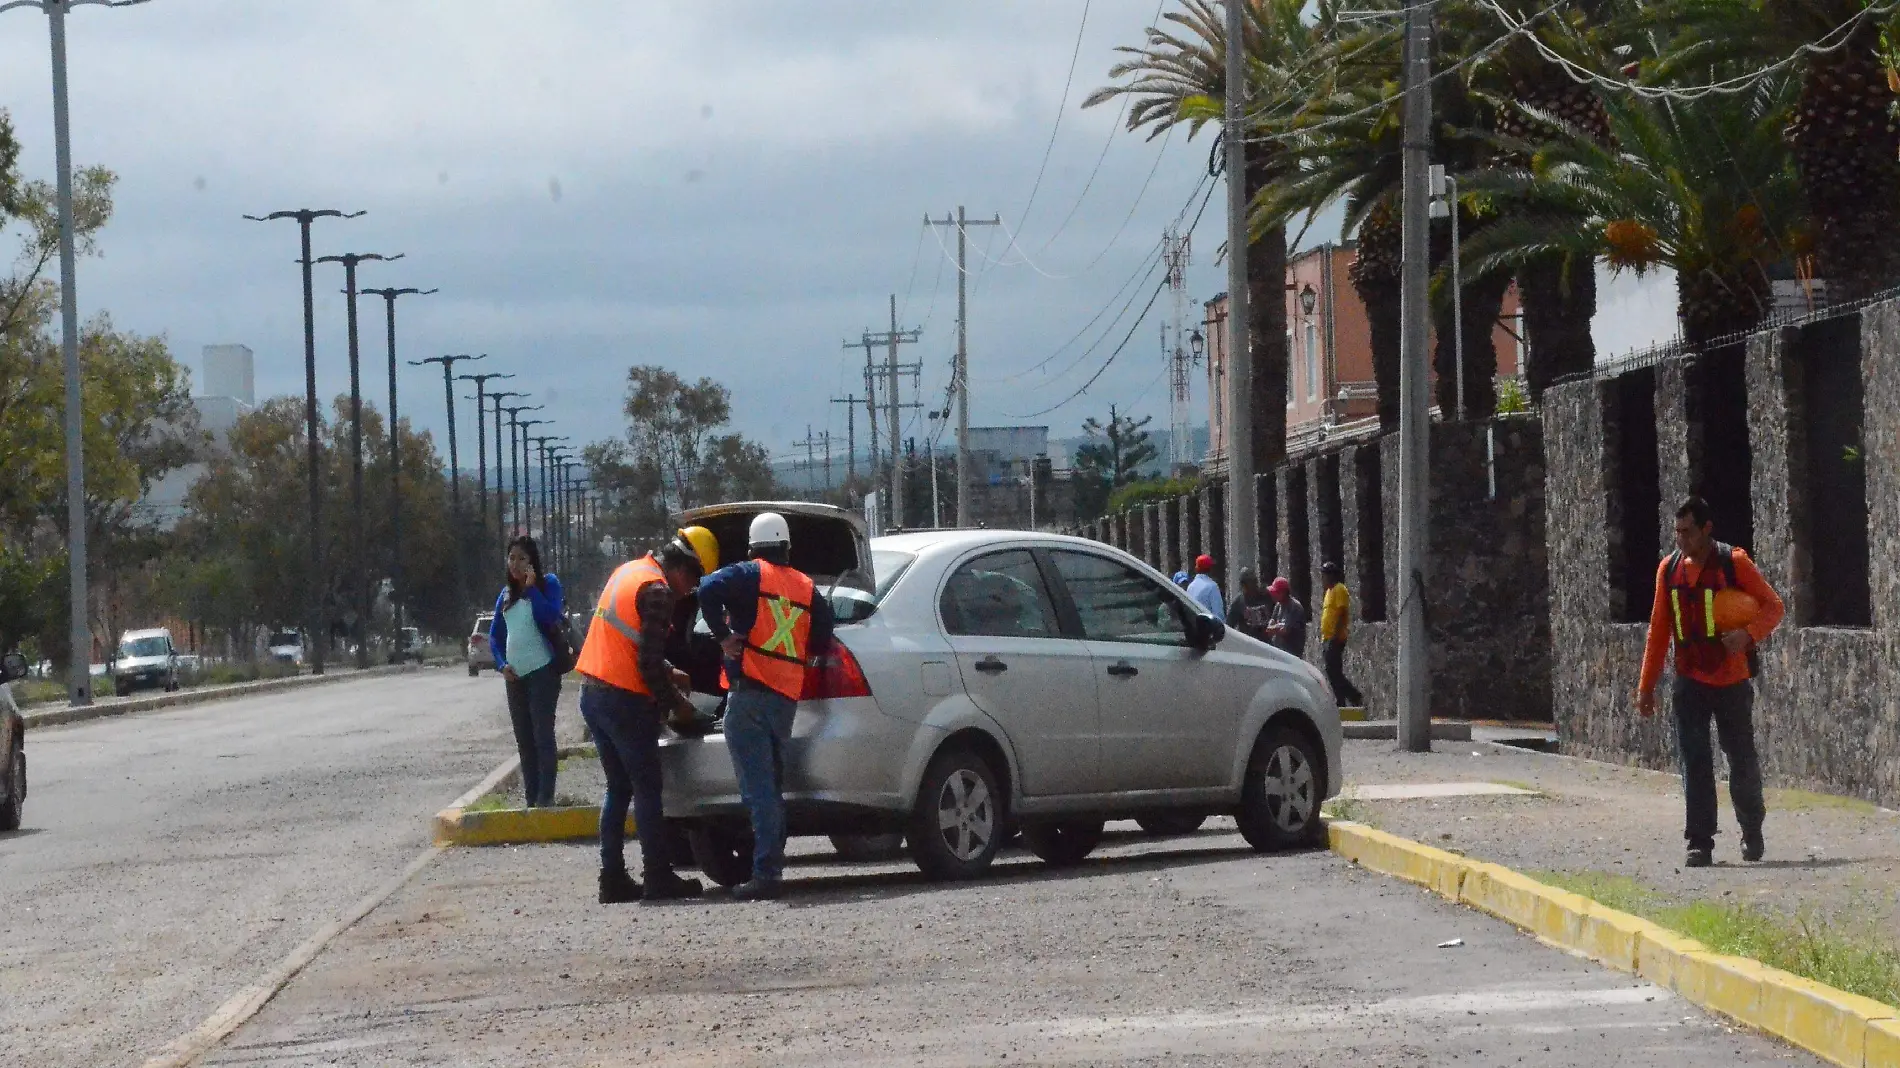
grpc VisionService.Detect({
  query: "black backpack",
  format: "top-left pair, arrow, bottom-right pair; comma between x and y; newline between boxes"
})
1662,542 -> 1760,678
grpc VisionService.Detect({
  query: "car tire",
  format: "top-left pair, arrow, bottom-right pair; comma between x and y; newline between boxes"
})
831,832 -> 905,862
907,745 -> 1005,881
0,745 -> 24,832
466,664 -> 479,677
687,822 -> 754,888
1236,721 -> 1325,851
1022,819 -> 1105,867
1135,812 -> 1208,837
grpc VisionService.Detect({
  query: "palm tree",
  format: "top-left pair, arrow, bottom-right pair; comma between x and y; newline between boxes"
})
1463,75 -> 1804,350
1085,0 -> 1319,470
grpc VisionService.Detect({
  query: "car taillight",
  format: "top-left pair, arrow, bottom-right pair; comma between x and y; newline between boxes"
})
801,639 -> 872,701
470,636 -> 488,650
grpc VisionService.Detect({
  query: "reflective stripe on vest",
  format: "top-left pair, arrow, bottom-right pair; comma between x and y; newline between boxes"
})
740,560 -> 816,700
1666,548 -> 1735,678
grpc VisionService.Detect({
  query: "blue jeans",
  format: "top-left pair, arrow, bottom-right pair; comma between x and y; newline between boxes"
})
579,683 -> 675,878
1672,675 -> 1766,852
723,683 -> 798,882
505,665 -> 562,806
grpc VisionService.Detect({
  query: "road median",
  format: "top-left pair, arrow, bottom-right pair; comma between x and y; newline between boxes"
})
22,663 -> 426,730
1327,819 -> 1899,1067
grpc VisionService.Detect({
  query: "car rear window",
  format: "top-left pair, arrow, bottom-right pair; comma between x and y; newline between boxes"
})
871,549 -> 916,602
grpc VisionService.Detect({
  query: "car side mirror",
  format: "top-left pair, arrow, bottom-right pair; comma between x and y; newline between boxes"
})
1188,613 -> 1225,650
1,652 -> 26,683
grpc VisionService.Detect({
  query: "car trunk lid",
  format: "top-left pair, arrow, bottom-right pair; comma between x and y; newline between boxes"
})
673,501 -> 873,591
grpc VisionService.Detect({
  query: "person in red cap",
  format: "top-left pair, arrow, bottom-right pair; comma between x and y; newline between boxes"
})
1262,576 -> 1308,655
1186,553 -> 1224,618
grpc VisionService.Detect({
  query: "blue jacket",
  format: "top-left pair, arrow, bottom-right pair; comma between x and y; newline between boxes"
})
488,573 -> 566,671
698,559 -> 834,686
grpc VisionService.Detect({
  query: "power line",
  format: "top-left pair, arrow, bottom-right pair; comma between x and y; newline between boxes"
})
1010,0 -> 1093,242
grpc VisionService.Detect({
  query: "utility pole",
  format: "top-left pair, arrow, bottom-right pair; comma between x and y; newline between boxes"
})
928,410 -> 945,527
822,430 -> 833,492
244,206 -> 365,676
361,285 -> 436,653
508,413 -> 547,535
319,251 -> 401,669
849,298 -> 922,528
1396,0 -> 1434,752
413,353 -> 485,616
487,390 -> 528,547
1222,0 -> 1257,623
793,426 -> 818,495
830,394 -> 861,489
458,371 -> 514,549
5,0 -> 152,701
926,207 -> 1001,527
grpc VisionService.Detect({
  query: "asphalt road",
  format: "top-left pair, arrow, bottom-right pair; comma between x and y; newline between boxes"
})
207,825 -> 1822,1067
0,668 -> 520,1068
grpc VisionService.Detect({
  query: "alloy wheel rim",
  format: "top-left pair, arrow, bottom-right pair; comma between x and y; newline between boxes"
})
936,768 -> 994,861
1261,745 -> 1315,832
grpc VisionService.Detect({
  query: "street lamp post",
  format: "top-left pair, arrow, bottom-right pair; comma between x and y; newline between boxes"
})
1429,165 -> 1466,421
318,251 -> 402,669
487,391 -> 528,549
457,372 -> 513,551
512,418 -> 548,536
360,285 -> 436,651
244,205 -> 366,676
502,408 -> 543,537
544,444 -> 573,570
412,353 -> 485,616
1,0 -> 152,703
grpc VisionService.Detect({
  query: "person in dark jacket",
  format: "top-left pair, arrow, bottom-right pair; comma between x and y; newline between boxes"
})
489,536 -> 566,807
698,512 -> 834,900
1262,577 -> 1308,655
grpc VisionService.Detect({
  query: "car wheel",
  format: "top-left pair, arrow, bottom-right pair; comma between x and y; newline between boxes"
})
466,664 -> 479,677
1022,819 -> 1104,867
830,832 -> 905,862
906,745 -> 1004,881
0,745 -> 24,832
1236,722 -> 1324,851
1136,812 -> 1208,837
686,822 -> 754,888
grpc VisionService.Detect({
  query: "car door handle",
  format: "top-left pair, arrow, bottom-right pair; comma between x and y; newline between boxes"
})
1106,661 -> 1139,678
973,656 -> 1008,674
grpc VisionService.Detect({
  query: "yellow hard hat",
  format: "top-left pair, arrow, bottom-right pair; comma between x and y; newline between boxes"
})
676,525 -> 720,575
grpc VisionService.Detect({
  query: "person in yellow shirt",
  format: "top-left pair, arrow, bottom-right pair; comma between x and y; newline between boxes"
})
1318,562 -> 1363,709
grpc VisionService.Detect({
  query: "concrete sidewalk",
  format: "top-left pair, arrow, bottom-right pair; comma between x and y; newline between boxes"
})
1339,736 -> 1900,951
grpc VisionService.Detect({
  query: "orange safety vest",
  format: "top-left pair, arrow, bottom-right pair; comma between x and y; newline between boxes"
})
576,555 -> 668,694
1665,542 -> 1756,680
732,560 -> 816,700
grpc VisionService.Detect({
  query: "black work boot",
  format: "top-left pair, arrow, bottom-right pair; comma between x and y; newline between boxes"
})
641,870 -> 704,902
598,868 -> 642,904
731,877 -> 783,902
1685,848 -> 1713,868
1742,831 -> 1765,863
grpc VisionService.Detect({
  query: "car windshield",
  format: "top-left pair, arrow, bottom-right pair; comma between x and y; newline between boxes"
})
119,637 -> 167,658
871,550 -> 916,602
268,632 -> 299,647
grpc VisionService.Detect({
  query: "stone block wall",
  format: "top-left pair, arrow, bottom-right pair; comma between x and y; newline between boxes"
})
1544,299 -> 1900,805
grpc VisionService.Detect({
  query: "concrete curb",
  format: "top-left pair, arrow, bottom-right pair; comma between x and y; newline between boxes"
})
432,745 -> 625,847
1327,820 -> 1900,1067
21,663 -> 425,730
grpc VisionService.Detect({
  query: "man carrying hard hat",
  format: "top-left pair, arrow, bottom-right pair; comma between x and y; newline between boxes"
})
1637,496 -> 1784,868
575,525 -> 722,905
697,512 -> 834,901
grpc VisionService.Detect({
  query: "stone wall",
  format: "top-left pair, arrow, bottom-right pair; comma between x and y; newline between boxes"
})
1544,299 -> 1900,805
1079,417 -> 1553,722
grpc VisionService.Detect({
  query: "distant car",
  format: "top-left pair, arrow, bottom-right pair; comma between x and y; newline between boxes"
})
114,628 -> 180,694
174,653 -> 203,676
266,630 -> 305,667
0,651 -> 26,831
467,614 -> 495,676
659,503 -> 1343,886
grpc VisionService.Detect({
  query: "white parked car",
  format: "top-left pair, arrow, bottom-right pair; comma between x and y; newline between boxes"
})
660,503 -> 1343,886
113,628 -> 180,694
266,630 -> 305,667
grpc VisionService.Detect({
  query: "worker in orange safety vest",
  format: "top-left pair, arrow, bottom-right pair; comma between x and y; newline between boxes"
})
697,512 -> 834,901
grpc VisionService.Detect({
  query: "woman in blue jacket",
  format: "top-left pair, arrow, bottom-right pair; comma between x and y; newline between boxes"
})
489,535 -> 566,807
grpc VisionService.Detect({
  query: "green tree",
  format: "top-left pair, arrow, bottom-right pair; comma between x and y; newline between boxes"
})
1073,405 -> 1158,522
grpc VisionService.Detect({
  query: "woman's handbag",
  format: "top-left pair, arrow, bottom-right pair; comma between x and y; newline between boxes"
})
542,613 -> 583,675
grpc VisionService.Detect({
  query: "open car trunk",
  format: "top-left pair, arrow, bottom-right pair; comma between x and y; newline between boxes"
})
669,501 -> 875,702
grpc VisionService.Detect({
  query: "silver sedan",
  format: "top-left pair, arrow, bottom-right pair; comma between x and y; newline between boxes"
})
662,512 -> 1343,885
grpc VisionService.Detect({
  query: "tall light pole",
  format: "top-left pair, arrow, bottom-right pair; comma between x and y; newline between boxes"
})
2,0 -> 151,701
502,407 -> 543,536
1396,0 -> 1435,752
318,251 -> 401,669
244,203 -> 367,676
1222,0 -> 1257,609
488,390 -> 528,548
360,285 -> 436,651
457,371 -> 513,553
413,353 -> 485,616
512,417 -> 549,536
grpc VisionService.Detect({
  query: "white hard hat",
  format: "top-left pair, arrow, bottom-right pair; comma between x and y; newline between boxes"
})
748,511 -> 791,549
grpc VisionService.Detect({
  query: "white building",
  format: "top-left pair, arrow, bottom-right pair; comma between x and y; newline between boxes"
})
135,345 -> 255,529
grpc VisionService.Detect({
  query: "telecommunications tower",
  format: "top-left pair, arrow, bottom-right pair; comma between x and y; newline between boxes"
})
1162,228 -> 1195,470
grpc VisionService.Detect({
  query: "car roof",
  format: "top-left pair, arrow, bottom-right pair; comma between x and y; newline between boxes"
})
121,628 -> 170,639
872,528 -> 1119,556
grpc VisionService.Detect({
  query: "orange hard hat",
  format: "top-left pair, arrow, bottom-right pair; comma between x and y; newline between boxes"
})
1711,588 -> 1760,633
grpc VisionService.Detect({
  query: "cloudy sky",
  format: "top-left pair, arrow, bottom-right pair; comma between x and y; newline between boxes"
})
0,0 -> 1252,471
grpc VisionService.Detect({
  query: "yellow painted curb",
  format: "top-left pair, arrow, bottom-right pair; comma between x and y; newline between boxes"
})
434,804 -> 632,847
1326,820 -> 1900,1067
1337,706 -> 1368,722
